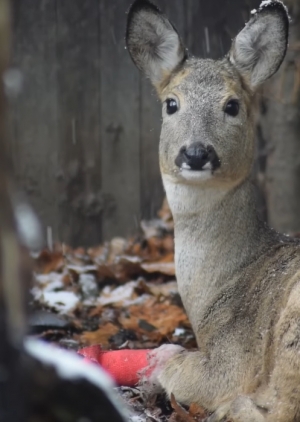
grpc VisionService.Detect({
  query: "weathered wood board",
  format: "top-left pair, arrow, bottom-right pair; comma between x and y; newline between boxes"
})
9,0 -> 259,246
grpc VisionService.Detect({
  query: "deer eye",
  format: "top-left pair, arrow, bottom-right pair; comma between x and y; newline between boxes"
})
224,99 -> 239,117
166,98 -> 178,115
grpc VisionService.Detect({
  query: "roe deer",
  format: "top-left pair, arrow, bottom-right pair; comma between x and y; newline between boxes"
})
126,1 -> 300,421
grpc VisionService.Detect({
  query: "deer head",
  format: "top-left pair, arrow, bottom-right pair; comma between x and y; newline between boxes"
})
126,0 -> 289,189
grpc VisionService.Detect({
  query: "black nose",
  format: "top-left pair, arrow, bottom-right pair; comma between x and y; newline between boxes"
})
175,142 -> 210,171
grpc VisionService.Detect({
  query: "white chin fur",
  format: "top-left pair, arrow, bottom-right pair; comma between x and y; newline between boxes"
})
180,168 -> 212,182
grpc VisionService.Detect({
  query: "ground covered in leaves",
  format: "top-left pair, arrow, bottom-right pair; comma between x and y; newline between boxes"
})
29,200 -> 208,421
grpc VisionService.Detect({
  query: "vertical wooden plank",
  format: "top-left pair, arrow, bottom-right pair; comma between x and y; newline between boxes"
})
139,89 -> 162,220
100,0 -> 140,239
139,0 -> 187,221
10,0 -> 58,244
186,0 -> 260,60
185,0 -> 205,57
56,0 -> 102,246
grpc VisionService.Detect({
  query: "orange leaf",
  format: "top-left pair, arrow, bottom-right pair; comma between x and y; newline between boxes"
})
157,197 -> 173,223
189,403 -> 208,420
120,298 -> 188,339
79,323 -> 119,347
171,394 -> 195,422
34,250 -> 64,274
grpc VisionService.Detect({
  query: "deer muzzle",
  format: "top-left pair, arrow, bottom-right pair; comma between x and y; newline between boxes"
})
175,142 -> 220,172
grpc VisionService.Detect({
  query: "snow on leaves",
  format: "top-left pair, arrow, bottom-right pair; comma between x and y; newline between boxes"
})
29,199 -> 202,421
30,199 -> 195,352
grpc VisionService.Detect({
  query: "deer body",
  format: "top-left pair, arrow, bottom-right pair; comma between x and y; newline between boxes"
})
126,1 -> 300,420
164,174 -> 300,411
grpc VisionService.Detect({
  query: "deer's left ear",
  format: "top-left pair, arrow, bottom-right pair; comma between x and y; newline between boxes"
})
229,1 -> 289,89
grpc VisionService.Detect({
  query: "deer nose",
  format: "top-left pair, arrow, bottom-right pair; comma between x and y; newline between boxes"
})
175,142 -> 210,171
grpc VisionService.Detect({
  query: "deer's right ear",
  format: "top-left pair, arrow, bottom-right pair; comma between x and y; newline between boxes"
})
126,0 -> 187,89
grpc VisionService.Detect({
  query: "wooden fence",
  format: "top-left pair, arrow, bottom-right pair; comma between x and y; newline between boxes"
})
8,0 -> 259,246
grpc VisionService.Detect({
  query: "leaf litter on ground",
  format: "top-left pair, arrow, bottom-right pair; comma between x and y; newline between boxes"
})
29,198 -> 206,421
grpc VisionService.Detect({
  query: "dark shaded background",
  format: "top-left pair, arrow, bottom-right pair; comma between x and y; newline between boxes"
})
9,0 -> 300,247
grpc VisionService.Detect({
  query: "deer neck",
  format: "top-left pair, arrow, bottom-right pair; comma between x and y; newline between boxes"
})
163,176 -> 273,315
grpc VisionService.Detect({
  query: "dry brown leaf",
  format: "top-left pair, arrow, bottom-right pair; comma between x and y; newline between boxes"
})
147,237 -> 168,260
34,250 -> 65,274
189,403 -> 208,420
88,305 -> 104,318
96,264 -> 118,280
125,236 -> 143,256
88,238 -> 129,265
97,256 -> 142,282
120,298 -> 188,340
168,413 -> 182,422
161,235 -> 174,252
73,247 -> 86,257
127,234 -> 173,263
61,272 -> 73,286
171,394 -> 195,422
79,322 -> 119,347
87,244 -> 107,260
84,203 -> 175,282
158,197 -> 173,224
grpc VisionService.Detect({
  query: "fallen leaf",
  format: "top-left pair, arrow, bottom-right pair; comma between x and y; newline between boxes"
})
147,237 -> 168,259
157,197 -> 173,228
168,412 -> 184,422
87,244 -> 107,261
97,255 -> 142,282
148,281 -> 178,298
171,394 -> 195,422
161,235 -> 174,252
120,298 -> 189,341
34,250 -> 65,274
141,260 -> 175,276
141,219 -> 172,239
98,282 -> 139,306
79,322 -> 119,347
189,402 -> 208,420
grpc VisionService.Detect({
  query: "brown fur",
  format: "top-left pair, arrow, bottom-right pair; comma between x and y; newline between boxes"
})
221,72 -> 254,116
159,67 -> 190,97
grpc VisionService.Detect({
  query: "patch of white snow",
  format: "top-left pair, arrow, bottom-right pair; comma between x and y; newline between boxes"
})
98,283 -> 132,306
34,272 -> 65,287
259,0 -> 289,15
173,328 -> 185,336
67,264 -> 98,274
42,291 -> 80,313
79,273 -> 98,298
260,0 -> 273,7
